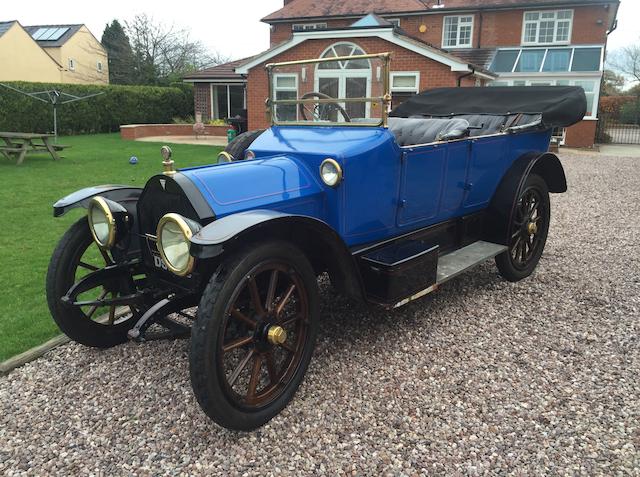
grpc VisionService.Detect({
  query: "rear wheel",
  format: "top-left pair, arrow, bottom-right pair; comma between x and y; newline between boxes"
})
46,217 -> 140,347
495,174 -> 550,282
189,241 -> 319,430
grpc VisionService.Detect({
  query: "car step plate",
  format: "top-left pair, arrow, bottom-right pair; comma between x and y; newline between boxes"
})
391,241 -> 507,309
436,241 -> 507,285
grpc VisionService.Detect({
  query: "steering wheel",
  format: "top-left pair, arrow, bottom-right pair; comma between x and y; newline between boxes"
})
298,92 -> 351,122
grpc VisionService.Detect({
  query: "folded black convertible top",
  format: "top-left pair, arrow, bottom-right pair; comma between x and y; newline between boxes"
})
390,86 -> 587,128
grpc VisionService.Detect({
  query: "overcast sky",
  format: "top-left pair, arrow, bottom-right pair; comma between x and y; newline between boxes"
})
2,0 -> 637,61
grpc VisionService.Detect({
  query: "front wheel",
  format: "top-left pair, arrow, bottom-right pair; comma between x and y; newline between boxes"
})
46,217 -> 140,347
189,241 -> 319,430
495,173 -> 550,282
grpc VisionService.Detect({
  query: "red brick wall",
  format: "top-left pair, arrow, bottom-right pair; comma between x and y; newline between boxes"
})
247,37 -> 472,130
564,119 -> 598,148
269,5 -> 612,49
120,124 -> 227,140
194,83 -> 211,122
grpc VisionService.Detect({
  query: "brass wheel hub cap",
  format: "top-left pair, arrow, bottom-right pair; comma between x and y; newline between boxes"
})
267,325 -> 287,345
527,222 -> 538,235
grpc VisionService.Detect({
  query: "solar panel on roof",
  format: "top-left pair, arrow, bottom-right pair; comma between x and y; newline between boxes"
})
32,27 -> 50,40
32,27 -> 69,41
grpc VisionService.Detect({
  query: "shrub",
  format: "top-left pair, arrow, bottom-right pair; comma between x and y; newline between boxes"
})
0,81 -> 193,135
620,100 -> 640,125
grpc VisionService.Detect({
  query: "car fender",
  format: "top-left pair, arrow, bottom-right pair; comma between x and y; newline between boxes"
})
190,210 -> 366,300
53,185 -> 143,217
484,152 -> 566,245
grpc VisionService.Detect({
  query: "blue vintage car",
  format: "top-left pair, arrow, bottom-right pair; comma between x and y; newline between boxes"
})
47,52 -> 586,430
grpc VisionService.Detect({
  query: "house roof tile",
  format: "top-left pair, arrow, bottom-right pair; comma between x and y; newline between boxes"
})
0,21 -> 16,38
263,0 -> 616,21
183,58 -> 252,81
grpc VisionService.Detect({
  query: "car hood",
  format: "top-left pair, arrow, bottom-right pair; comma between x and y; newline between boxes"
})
250,126 -> 396,158
179,155 -> 323,218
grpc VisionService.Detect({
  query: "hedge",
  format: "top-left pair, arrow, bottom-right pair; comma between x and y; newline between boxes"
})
0,82 -> 193,135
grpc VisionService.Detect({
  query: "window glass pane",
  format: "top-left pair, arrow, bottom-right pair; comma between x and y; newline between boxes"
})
276,76 -> 296,88
571,47 -> 601,72
514,49 -> 545,72
524,23 -> 538,42
557,10 -> 572,19
392,75 -> 417,89
525,12 -> 539,21
275,91 -> 297,121
490,50 -> 519,72
346,77 -> 367,119
539,20 -> 555,43
217,87 -> 228,119
489,81 -> 509,87
513,80 -> 527,86
573,81 -> 595,115
556,20 -> 571,41
556,79 -> 570,86
459,24 -> 472,45
542,48 -> 571,72
229,86 -> 245,118
334,44 -> 353,57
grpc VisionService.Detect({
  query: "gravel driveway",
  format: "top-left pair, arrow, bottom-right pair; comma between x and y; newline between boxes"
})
1,152 -> 639,476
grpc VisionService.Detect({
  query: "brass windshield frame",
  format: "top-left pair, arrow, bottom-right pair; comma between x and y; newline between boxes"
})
266,52 -> 392,128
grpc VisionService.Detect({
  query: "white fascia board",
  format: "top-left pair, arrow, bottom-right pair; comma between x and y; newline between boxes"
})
235,27 -> 473,74
183,79 -> 247,84
497,71 -> 603,79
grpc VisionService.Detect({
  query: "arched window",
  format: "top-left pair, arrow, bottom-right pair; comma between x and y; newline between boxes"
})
319,43 -> 371,70
316,42 -> 371,119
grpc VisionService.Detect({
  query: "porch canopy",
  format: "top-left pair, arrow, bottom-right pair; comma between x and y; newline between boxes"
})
390,86 -> 587,128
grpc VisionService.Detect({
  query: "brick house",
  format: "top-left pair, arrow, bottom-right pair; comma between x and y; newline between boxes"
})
184,0 -> 619,147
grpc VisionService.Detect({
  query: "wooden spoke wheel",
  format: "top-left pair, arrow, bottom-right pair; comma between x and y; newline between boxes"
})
496,174 -> 550,282
189,241 -> 319,430
46,217 -> 141,347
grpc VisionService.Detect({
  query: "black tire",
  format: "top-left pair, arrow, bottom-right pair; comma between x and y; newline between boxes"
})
189,241 -> 319,430
495,173 -> 550,282
46,217 -> 137,347
223,129 -> 265,161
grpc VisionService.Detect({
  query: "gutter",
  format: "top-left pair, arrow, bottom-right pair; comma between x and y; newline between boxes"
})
458,69 -> 475,87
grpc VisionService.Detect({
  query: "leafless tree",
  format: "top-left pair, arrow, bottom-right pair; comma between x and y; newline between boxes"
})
608,43 -> 640,87
125,14 -> 228,84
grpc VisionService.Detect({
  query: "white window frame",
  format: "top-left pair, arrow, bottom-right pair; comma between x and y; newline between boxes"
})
442,15 -> 474,49
521,10 -> 573,46
292,23 -> 327,32
209,83 -> 247,120
97,61 -> 103,73
273,73 -> 299,121
68,58 -> 75,71
489,77 -> 600,119
493,46 -> 604,74
387,18 -> 401,28
390,72 -> 421,93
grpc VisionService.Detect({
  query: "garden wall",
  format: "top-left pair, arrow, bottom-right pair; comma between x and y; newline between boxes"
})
0,82 -> 193,135
120,124 -> 227,140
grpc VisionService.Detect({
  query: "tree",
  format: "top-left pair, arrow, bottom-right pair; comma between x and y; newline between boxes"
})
601,69 -> 625,96
101,20 -> 135,84
608,43 -> 640,89
124,14 -> 228,85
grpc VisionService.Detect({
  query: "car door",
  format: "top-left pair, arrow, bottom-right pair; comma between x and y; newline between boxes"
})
397,141 -> 471,228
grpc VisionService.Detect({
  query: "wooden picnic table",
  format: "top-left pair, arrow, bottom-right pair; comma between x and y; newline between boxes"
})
0,132 -> 70,165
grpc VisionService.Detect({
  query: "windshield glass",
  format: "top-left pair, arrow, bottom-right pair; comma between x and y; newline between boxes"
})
267,52 -> 390,127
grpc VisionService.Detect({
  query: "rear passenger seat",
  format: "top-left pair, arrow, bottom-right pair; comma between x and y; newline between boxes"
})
387,117 -> 470,146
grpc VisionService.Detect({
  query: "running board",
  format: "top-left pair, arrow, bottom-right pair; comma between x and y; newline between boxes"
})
436,241 -> 507,285
391,241 -> 507,309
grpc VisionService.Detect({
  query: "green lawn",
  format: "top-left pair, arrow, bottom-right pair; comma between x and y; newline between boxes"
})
0,133 -> 223,361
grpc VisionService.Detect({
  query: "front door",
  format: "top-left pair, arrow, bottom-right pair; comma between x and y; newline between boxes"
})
317,74 -> 370,121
